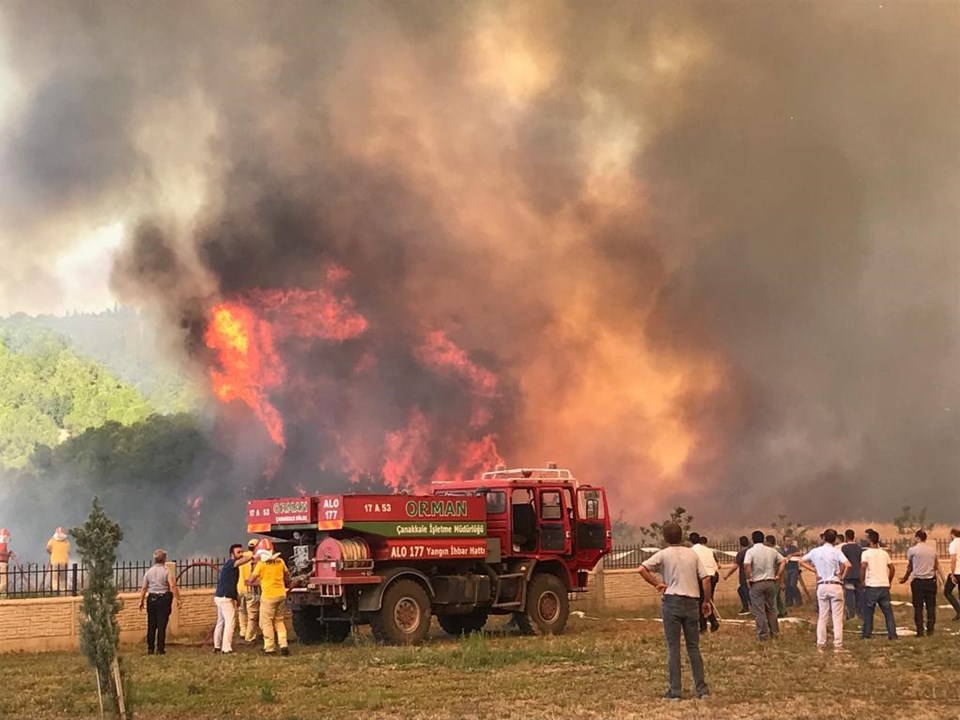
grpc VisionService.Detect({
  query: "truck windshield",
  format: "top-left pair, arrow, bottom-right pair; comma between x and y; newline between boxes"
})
485,491 -> 506,514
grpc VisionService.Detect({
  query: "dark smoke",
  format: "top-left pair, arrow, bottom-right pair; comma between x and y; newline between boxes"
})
0,1 -> 957,528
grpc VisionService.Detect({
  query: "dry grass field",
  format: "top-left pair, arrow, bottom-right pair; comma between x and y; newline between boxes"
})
2,599 -> 958,720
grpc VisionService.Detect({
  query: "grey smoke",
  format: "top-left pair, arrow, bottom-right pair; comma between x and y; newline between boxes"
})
0,1 -> 956,527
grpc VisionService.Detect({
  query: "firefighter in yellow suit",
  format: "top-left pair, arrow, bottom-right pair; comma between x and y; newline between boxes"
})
248,539 -> 290,656
46,527 -> 70,593
236,539 -> 260,642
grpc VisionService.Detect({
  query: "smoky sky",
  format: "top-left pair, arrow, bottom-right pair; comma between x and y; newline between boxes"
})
0,1 -> 957,525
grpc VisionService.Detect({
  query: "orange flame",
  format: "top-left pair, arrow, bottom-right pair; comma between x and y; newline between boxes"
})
205,302 -> 286,447
251,287 -> 368,341
186,495 -> 204,530
415,330 -> 498,399
381,409 -> 503,490
205,277 -> 504,489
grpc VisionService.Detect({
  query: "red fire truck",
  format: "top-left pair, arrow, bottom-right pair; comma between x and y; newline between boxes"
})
246,464 -> 611,645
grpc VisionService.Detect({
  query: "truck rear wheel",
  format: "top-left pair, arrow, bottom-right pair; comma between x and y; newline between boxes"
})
514,573 -> 569,636
292,607 -> 352,645
370,579 -> 432,645
437,610 -> 488,636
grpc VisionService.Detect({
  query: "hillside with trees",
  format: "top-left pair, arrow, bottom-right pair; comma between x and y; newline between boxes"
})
0,310 -> 243,559
3,413 -> 244,561
0,333 -> 153,468
0,309 -> 199,415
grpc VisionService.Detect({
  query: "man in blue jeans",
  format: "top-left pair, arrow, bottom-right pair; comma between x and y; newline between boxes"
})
841,529 -> 864,620
859,529 -> 898,640
639,521 -> 713,701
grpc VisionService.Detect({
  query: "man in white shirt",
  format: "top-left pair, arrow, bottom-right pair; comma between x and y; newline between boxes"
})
689,533 -> 720,632
639,522 -> 712,700
800,528 -> 851,651
859,529 -> 897,640
944,527 -> 960,621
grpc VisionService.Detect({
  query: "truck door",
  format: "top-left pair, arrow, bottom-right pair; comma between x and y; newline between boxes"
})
537,489 -> 571,555
574,487 -> 611,556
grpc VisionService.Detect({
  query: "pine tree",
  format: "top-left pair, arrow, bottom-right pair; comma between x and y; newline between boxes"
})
71,498 -> 126,716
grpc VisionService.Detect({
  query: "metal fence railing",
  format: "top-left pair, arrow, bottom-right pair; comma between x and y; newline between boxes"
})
0,557 -> 227,598
605,538 -> 953,570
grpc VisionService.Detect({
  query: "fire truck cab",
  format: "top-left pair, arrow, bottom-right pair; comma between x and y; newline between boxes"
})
431,463 -> 611,591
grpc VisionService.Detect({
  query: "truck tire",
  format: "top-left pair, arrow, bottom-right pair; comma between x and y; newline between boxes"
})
437,610 -> 488,636
292,607 -> 352,645
370,579 -> 432,645
514,573 -> 569,636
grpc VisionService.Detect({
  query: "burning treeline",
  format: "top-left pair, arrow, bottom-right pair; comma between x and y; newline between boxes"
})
2,2 -> 956,524
202,271 -> 506,491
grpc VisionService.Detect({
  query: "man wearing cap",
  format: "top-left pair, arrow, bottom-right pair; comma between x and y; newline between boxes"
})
249,539 -> 291,656
799,528 -> 851,652
0,529 -> 15,596
237,539 -> 259,642
46,527 -> 70,594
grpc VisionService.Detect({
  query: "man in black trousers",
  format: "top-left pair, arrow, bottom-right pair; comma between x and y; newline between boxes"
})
899,529 -> 943,636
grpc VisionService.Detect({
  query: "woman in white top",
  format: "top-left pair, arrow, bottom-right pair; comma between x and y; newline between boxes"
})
138,549 -> 182,655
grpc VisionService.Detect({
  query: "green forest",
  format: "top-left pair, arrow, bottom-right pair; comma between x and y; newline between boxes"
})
0,310 -> 239,560
0,310 -> 198,469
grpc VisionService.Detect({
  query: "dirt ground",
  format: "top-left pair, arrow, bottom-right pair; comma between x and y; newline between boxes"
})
2,601 -> 958,720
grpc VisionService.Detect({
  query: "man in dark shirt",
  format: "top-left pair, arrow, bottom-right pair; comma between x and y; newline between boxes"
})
840,529 -> 864,620
722,536 -> 751,615
214,544 -> 253,654
782,536 -> 802,607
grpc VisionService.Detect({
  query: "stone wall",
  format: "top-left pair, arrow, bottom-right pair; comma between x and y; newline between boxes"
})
0,588 -> 216,653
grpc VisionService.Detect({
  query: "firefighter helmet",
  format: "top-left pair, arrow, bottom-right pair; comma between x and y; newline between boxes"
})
254,538 -> 275,559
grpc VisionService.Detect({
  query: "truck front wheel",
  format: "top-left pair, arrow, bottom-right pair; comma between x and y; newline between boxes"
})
437,610 -> 488,636
515,573 -> 569,636
371,579 -> 432,645
292,607 -> 352,644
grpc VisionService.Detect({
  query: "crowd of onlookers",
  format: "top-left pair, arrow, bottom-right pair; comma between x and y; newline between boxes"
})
638,524 -> 960,701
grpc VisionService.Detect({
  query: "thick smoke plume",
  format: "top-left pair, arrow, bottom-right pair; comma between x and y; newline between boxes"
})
0,1 -> 957,525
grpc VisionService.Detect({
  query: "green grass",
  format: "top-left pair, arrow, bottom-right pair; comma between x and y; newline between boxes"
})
0,603 -> 958,719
